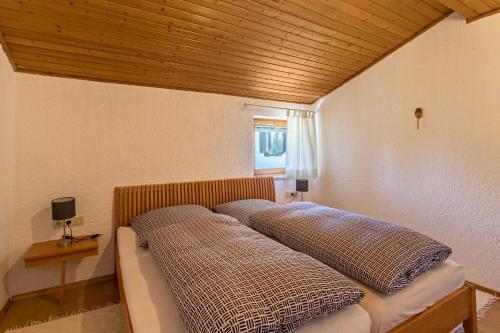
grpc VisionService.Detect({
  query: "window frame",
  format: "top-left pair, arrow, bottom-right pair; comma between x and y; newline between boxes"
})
253,118 -> 287,177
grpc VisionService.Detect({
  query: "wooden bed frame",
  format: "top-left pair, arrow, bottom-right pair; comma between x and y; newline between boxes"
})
114,177 -> 477,333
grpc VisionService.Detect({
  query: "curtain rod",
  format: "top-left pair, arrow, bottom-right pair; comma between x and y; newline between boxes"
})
243,103 -> 317,113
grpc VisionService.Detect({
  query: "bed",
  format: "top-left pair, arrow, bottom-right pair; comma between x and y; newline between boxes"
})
117,226 -> 371,333
114,177 -> 478,333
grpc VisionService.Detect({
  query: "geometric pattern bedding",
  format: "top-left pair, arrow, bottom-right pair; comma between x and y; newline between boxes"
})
129,204 -> 212,247
147,213 -> 364,333
249,202 -> 452,294
213,199 -> 278,225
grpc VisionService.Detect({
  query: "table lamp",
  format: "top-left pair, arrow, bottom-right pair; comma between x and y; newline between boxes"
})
52,197 -> 76,247
296,179 -> 309,201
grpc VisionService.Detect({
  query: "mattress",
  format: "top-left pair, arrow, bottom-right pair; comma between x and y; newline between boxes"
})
356,259 -> 465,333
117,226 -> 371,333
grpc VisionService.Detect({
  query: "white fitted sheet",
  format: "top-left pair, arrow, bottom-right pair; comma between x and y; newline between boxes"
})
356,259 -> 465,333
117,227 -> 371,333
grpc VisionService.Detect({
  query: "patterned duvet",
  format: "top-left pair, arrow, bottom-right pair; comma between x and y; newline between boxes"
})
147,213 -> 364,333
249,202 -> 452,295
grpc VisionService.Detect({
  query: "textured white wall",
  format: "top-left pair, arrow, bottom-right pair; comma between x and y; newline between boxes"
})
317,13 -> 500,290
0,49 -> 14,306
9,74 -> 304,295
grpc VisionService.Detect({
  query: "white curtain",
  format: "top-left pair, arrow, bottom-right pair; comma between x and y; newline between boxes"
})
286,109 -> 318,179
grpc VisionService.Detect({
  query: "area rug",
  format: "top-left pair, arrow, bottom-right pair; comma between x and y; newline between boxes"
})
476,290 -> 498,320
6,303 -> 123,333
454,290 -> 498,333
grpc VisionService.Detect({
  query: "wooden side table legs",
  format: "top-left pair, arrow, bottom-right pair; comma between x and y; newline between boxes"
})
60,261 -> 66,305
23,237 -> 99,306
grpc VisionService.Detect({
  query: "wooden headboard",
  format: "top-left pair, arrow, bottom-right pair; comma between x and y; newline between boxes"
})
114,177 -> 276,229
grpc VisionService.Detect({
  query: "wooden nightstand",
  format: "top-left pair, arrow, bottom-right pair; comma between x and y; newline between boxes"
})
24,237 -> 99,304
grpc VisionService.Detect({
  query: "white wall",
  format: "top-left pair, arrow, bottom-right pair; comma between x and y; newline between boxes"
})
7,74 -> 306,295
0,48 -> 14,306
317,13 -> 500,290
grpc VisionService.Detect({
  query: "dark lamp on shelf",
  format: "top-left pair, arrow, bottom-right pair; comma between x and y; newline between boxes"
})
52,197 -> 76,247
295,179 -> 309,201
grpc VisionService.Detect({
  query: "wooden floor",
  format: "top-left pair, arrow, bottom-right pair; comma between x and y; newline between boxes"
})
0,277 -> 498,332
0,276 -> 119,332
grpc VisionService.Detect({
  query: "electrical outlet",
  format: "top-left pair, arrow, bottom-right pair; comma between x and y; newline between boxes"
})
52,220 -> 64,229
285,191 -> 298,198
52,216 -> 84,229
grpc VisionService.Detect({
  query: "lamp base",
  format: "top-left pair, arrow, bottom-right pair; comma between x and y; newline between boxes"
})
57,238 -> 72,247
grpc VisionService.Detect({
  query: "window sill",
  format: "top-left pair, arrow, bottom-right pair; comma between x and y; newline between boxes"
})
254,173 -> 286,180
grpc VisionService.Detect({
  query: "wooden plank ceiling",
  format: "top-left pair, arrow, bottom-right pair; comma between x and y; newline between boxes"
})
0,1 -> 498,104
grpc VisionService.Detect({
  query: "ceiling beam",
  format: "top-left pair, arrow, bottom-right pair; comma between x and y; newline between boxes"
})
467,8 -> 500,23
436,0 -> 478,19
0,31 -> 17,71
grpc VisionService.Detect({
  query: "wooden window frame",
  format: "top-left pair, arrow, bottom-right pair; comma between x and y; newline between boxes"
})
254,118 -> 287,176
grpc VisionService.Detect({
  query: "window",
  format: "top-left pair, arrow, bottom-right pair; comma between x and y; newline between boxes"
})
254,118 -> 287,176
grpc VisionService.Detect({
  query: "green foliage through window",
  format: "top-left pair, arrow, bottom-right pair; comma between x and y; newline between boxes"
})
257,126 -> 286,157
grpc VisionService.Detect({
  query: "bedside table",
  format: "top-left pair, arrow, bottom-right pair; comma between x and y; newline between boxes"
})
24,237 -> 99,304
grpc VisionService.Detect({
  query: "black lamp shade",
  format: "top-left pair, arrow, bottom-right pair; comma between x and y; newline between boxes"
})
52,197 -> 76,220
296,179 -> 309,193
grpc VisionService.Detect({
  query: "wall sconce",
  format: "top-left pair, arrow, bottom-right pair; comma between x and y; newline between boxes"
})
415,108 -> 423,130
